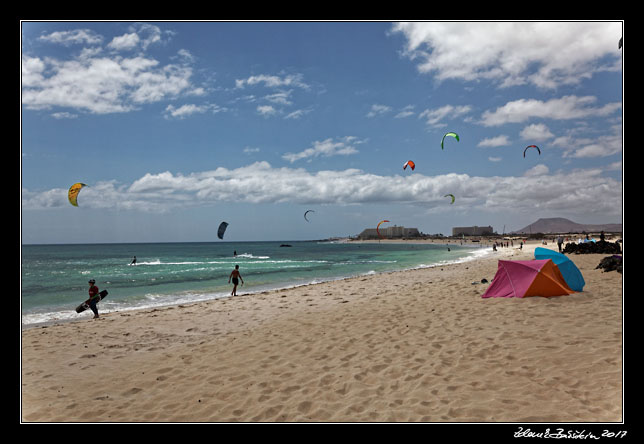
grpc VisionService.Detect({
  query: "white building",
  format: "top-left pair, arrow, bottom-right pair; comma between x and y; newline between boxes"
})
357,226 -> 420,240
452,226 -> 494,236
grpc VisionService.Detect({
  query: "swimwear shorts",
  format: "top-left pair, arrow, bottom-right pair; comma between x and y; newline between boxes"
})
232,277 -> 239,285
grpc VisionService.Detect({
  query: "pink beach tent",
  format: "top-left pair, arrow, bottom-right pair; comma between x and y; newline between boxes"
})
482,259 -> 575,299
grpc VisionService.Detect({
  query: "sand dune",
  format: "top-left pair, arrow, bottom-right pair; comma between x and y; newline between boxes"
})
21,243 -> 623,422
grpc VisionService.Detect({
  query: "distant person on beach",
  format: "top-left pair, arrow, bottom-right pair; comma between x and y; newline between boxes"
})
229,265 -> 244,296
557,236 -> 564,252
130,256 -> 137,265
88,279 -> 100,319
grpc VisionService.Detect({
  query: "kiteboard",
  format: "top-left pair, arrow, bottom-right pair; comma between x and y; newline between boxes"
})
75,290 -> 108,314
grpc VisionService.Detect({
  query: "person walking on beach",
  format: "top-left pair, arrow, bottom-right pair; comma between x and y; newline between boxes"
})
88,279 -> 100,319
229,265 -> 244,296
557,236 -> 564,253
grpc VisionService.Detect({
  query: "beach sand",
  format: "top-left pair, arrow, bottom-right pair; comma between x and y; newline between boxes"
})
21,242 -> 623,422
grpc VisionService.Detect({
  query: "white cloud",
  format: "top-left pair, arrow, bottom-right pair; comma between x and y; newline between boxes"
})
107,33 -> 140,51
174,49 -> 196,64
235,73 -> 309,90
264,91 -> 293,105
520,123 -> 554,142
231,81 -> 311,119
233,73 -> 313,120
523,164 -> 550,177
555,124 -> 622,159
567,140 -> 621,158
257,105 -> 277,117
128,62 -> 193,104
366,104 -> 392,118
478,135 -> 511,148
395,105 -> 415,119
188,87 -> 207,96
22,163 -> 622,219
419,104 -> 472,127
21,55 -> 46,87
285,108 -> 312,120
78,46 -> 103,59
38,29 -> 103,46
391,22 -> 622,89
134,23 -> 165,50
23,24 -> 190,115
282,137 -> 362,163
22,52 -> 194,114
480,95 -> 621,127
51,112 -> 78,119
164,103 -> 225,119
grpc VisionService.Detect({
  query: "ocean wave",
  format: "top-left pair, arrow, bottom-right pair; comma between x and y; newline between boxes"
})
234,253 -> 270,259
131,256 -> 284,266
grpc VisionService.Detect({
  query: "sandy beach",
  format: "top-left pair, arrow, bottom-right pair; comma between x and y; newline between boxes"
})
21,241 -> 623,422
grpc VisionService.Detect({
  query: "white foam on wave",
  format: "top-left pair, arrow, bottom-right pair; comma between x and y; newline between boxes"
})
21,290 -> 232,327
132,254 -> 276,266
234,253 -> 270,259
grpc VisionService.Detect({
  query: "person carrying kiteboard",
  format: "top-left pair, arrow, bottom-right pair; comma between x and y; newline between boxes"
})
87,279 -> 101,319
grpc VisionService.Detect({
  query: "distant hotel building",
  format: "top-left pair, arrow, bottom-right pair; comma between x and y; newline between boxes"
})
357,226 -> 421,240
452,225 -> 494,236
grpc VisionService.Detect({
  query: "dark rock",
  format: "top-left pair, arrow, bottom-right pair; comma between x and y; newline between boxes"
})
595,255 -> 623,273
562,240 -> 622,255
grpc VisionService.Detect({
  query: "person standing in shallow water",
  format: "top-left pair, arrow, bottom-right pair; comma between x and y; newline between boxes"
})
228,265 -> 244,296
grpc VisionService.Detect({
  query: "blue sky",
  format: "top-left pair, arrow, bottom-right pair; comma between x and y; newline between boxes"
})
21,21 -> 623,244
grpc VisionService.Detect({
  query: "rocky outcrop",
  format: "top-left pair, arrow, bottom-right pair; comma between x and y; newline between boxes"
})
595,255 -> 623,274
563,241 -> 622,255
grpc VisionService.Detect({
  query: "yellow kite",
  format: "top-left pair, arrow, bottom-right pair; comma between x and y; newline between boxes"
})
68,183 -> 87,207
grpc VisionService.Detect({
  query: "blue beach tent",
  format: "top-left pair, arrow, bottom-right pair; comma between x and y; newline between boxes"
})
534,247 -> 586,292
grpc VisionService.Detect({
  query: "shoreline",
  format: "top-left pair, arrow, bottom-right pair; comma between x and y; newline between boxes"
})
21,243 -> 491,330
21,241 -> 623,422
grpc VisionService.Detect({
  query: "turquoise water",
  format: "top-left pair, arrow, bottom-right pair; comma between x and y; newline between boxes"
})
21,241 -> 489,325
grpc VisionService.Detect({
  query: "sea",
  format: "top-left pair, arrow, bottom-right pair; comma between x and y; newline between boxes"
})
21,240 -> 490,326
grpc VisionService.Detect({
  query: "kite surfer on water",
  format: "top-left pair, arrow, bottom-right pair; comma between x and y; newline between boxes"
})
228,265 -> 244,296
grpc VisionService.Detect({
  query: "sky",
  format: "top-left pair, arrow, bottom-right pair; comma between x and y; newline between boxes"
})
21,21 -> 623,244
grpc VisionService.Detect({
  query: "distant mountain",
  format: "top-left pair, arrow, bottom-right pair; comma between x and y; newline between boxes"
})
511,217 -> 622,234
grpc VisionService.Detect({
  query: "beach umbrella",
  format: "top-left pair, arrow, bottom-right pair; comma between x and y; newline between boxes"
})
482,259 -> 575,299
534,247 -> 585,291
